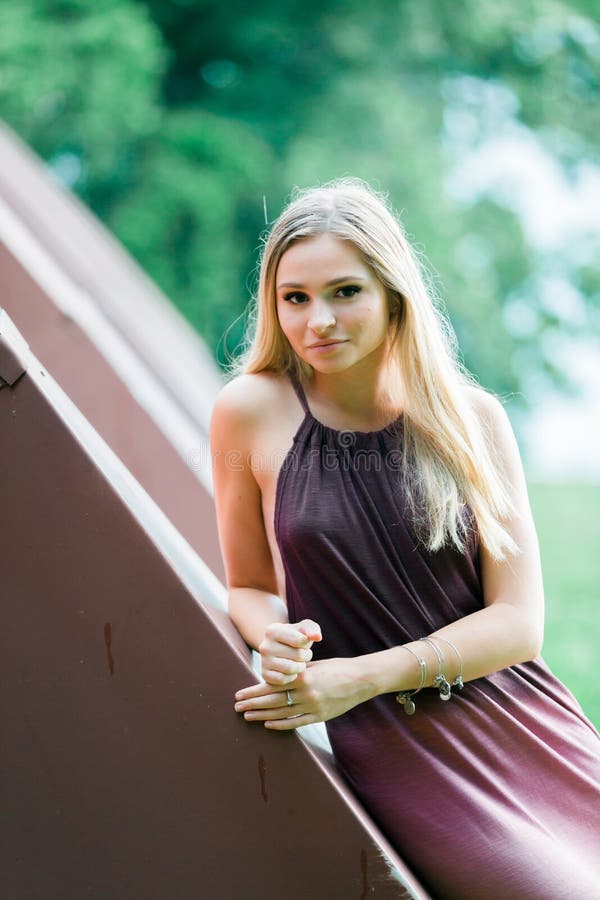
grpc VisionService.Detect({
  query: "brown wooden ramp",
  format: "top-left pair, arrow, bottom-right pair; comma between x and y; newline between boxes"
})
0,121 -> 224,580
0,310 -> 430,899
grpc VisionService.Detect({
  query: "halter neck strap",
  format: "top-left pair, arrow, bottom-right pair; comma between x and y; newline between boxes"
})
290,375 -> 311,415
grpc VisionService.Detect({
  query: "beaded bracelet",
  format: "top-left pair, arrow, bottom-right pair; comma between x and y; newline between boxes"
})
420,637 -> 452,701
429,635 -> 464,690
395,646 -> 427,715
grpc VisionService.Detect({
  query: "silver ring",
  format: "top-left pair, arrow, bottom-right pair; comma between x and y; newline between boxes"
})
286,690 -> 294,707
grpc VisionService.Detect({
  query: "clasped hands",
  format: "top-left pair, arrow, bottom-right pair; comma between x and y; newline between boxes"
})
234,620 -> 372,730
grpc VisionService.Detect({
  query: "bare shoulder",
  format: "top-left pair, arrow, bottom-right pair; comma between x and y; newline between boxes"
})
463,385 -> 517,448
464,385 -> 527,489
465,385 -> 508,424
210,371 -> 291,444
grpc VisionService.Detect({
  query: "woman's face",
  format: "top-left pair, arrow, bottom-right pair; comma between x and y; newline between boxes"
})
275,233 -> 391,376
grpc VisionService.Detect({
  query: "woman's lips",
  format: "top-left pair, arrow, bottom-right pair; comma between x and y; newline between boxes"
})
307,340 -> 348,351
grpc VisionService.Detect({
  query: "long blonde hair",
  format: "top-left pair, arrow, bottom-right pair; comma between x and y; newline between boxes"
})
234,178 -> 518,560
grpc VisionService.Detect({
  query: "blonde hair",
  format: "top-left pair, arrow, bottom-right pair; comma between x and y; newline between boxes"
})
233,178 -> 518,560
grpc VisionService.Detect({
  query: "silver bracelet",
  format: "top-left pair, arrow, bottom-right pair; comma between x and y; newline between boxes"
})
429,635 -> 464,690
420,637 -> 452,701
395,645 -> 427,715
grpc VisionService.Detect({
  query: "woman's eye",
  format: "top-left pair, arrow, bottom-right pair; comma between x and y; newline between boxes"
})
336,285 -> 361,298
283,291 -> 308,304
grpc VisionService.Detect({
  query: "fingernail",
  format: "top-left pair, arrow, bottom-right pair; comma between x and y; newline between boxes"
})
234,703 -> 243,711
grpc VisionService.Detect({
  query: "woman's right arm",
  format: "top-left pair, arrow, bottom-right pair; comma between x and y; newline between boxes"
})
209,377 -> 320,682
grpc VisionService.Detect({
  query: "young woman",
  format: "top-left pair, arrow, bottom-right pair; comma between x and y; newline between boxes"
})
210,179 -> 600,899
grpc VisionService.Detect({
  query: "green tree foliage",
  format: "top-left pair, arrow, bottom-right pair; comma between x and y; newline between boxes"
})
0,0 -> 165,214
1,0 -> 598,383
109,109 -> 275,355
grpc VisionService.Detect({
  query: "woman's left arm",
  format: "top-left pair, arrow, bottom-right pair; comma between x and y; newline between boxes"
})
371,390 -> 545,689
235,393 -> 546,729
424,395 -> 544,681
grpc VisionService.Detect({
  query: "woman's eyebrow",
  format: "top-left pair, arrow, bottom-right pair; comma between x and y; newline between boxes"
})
277,275 -> 368,290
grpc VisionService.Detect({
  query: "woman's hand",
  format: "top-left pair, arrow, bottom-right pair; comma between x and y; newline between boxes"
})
258,619 -> 322,685
234,656 -> 375,730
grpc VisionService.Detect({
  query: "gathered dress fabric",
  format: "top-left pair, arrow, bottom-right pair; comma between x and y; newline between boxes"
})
274,377 -> 600,900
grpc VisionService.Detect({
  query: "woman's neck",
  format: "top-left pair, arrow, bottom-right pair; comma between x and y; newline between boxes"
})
307,364 -> 404,430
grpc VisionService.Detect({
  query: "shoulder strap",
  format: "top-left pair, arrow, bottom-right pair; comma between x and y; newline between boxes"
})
290,375 -> 311,415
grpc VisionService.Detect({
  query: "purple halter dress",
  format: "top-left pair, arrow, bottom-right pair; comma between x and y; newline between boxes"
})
274,377 -> 600,900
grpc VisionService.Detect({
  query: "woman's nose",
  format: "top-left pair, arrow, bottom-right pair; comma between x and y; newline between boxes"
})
308,301 -> 336,332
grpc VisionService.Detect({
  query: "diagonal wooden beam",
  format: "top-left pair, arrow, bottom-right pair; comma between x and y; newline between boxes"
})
0,311 -> 430,900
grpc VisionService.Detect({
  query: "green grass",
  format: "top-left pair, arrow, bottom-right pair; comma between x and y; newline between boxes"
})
528,482 -> 600,729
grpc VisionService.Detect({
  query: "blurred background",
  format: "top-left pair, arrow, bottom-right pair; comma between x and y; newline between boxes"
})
1,0 -> 598,723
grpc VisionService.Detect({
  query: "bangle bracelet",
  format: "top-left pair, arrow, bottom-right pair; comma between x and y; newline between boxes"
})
420,637 -> 452,701
395,645 -> 427,716
430,635 -> 464,690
